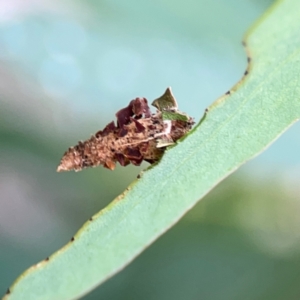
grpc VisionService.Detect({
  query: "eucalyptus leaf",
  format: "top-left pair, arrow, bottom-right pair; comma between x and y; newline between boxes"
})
4,0 -> 300,299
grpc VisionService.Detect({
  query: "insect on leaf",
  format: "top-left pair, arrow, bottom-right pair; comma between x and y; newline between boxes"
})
57,87 -> 194,172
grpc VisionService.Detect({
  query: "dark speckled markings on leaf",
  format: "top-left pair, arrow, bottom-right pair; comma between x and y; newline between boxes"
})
57,88 -> 195,172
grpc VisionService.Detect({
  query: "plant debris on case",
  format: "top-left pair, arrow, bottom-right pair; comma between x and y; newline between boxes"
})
57,87 -> 194,172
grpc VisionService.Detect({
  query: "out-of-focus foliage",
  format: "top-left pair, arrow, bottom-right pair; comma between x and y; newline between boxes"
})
1,0 -> 300,299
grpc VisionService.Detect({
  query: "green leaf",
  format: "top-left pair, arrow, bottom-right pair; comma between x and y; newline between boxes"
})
4,0 -> 300,299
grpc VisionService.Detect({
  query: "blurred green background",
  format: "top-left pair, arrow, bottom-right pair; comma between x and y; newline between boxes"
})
1,0 -> 300,299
